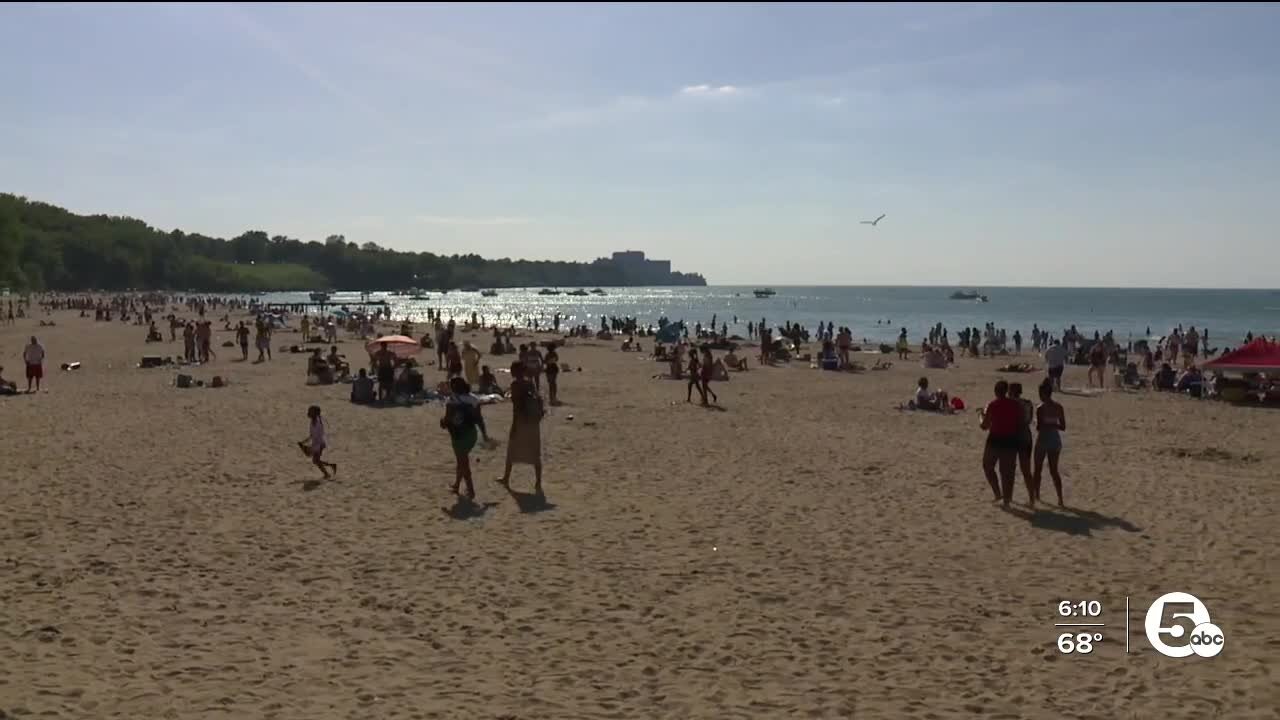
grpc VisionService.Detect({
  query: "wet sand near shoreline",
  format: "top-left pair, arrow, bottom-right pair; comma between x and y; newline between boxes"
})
1,309 -> 1276,719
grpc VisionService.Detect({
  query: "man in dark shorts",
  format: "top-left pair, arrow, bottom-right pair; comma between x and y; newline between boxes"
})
1043,340 -> 1067,392
373,342 -> 397,402
979,380 -> 1021,506
23,336 -> 46,393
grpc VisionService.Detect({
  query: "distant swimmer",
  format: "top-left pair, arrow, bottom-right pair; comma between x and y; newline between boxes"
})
860,214 -> 886,227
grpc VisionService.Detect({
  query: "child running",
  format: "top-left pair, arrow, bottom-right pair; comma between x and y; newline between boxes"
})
297,405 -> 338,479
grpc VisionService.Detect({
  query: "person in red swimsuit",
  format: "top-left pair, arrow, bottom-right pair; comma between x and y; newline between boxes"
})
979,380 -> 1021,507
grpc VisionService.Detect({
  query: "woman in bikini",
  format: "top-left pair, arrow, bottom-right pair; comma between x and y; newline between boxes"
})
1033,379 -> 1067,506
1010,382 -> 1037,506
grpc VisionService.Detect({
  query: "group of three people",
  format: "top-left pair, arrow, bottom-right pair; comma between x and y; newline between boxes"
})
979,378 -> 1067,508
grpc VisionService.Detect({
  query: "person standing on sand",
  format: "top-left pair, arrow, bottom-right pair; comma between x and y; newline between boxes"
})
297,405 -> 338,479
979,380 -> 1021,507
373,342 -> 396,402
1043,340 -> 1067,392
499,361 -> 544,496
525,343 -> 544,395
544,346 -> 560,406
1033,379 -> 1067,506
23,336 -> 46,393
1087,341 -> 1106,388
236,321 -> 250,360
1010,382 -> 1037,507
462,341 -> 482,386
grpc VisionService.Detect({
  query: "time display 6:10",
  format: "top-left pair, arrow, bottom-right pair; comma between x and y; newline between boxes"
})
1058,600 -> 1102,617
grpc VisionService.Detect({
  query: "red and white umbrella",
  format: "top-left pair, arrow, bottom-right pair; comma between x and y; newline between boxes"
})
366,335 -> 421,360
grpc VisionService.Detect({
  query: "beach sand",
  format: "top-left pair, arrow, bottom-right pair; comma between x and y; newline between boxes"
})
1,309 -> 1276,719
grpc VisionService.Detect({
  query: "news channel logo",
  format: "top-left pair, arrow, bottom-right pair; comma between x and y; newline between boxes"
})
1144,592 -> 1225,658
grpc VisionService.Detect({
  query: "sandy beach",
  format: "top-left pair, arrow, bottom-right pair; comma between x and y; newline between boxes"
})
1,307 -> 1276,720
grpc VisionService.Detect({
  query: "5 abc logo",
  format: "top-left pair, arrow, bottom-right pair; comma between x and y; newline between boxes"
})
1144,592 -> 1225,658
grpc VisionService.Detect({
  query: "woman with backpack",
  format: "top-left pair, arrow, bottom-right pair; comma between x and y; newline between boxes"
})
499,361 -> 544,496
442,377 -> 486,499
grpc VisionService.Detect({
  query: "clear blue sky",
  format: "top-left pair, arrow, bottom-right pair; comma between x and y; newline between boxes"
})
3,3 -> 1278,287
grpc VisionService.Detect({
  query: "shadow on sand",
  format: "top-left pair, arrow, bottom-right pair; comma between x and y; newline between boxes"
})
442,496 -> 499,520
1004,504 -> 1142,537
502,483 -> 556,514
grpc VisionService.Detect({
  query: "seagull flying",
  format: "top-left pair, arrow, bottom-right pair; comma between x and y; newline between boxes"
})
860,214 -> 886,227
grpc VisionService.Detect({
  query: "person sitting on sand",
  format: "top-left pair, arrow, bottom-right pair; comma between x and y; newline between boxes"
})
654,343 -> 669,361
307,349 -> 334,385
0,366 -> 17,395
478,365 -> 504,396
912,377 -> 949,411
923,346 -> 948,369
621,336 -> 634,351
1176,365 -> 1204,394
724,347 -> 748,371
146,321 -> 163,343
327,345 -> 349,378
350,368 -> 375,404
1154,363 -> 1177,391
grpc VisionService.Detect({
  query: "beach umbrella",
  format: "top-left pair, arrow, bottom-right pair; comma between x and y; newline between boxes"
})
366,334 -> 421,360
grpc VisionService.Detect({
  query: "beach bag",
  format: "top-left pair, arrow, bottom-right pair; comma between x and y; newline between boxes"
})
951,397 -> 966,411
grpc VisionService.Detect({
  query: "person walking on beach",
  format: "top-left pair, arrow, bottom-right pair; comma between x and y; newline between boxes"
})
498,361 -> 544,496
297,405 -> 338,479
236,321 -> 250,360
1043,339 -> 1067,392
686,347 -> 704,404
442,377 -> 482,499
979,380 -> 1021,507
699,346 -> 718,406
255,318 -> 272,362
1010,382 -> 1037,506
1033,379 -> 1067,506
544,346 -> 561,406
445,341 -> 463,379
1087,340 -> 1107,388
23,336 -> 45,393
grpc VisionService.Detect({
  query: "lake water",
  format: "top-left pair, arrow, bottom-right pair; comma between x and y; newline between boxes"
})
261,286 -> 1280,345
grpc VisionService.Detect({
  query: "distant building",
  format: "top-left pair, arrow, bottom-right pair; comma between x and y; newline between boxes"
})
593,250 -> 704,286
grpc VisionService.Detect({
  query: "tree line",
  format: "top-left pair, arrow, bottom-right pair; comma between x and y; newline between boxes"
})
0,194 -> 706,292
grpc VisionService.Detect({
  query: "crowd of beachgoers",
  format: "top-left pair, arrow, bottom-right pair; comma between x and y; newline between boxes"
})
5,290 -> 1276,510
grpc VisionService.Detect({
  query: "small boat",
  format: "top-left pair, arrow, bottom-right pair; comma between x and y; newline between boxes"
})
568,289 -> 590,297
309,291 -> 331,302
753,288 -> 776,298
590,288 -> 607,295
538,288 -> 562,296
460,286 -> 480,293
481,289 -> 498,297
949,290 -> 989,302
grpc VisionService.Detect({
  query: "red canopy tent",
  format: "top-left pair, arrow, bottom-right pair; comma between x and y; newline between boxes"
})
1204,338 -> 1280,373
